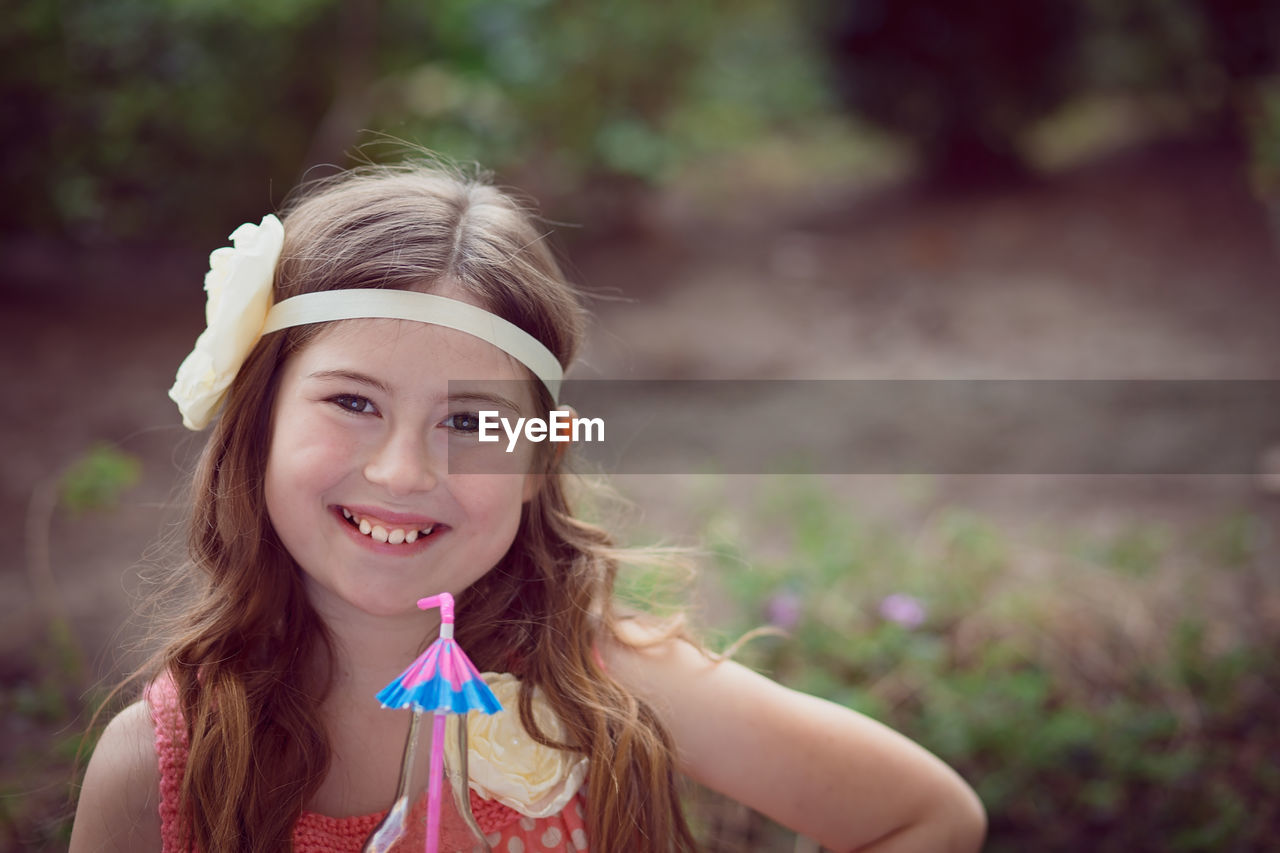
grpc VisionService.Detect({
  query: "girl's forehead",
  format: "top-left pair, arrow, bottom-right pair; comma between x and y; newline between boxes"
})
312,317 -> 524,368
295,318 -> 536,401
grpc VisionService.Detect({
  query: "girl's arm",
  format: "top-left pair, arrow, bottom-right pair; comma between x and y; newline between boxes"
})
602,632 -> 987,853
69,700 -> 162,853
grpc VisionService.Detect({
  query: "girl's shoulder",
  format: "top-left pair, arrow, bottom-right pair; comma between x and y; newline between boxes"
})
69,699 -> 163,852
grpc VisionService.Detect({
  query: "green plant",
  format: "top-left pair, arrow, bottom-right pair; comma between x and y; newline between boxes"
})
4,443 -> 142,851
58,444 -> 142,515
704,478 -> 1280,850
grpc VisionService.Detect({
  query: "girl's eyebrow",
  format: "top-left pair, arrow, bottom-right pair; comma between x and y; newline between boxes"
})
448,391 -> 525,413
307,369 -> 392,395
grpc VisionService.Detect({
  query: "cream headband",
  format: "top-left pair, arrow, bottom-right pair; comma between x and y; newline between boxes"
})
169,214 -> 563,430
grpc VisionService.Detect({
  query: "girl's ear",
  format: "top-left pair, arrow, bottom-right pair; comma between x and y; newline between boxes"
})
522,406 -> 576,503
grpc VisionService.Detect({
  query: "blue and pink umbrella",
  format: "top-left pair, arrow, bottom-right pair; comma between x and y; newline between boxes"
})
364,593 -> 501,853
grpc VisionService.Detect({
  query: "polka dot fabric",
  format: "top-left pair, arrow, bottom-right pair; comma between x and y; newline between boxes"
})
481,804 -> 589,852
146,676 -> 589,852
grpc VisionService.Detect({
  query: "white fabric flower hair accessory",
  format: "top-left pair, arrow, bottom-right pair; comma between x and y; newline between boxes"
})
168,215 -> 284,429
169,214 -> 565,430
445,672 -> 588,818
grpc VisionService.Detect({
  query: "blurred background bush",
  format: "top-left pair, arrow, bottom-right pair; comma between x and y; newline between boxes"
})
2,1 -> 1278,850
694,478 -> 1278,851
4,0 -> 1278,241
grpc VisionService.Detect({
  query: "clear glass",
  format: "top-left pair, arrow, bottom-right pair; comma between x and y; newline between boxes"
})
362,711 -> 490,853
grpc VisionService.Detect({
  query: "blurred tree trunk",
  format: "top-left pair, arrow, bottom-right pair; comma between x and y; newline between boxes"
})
303,0 -> 379,172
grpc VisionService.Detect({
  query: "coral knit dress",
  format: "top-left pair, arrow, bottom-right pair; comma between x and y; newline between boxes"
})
146,677 -> 589,853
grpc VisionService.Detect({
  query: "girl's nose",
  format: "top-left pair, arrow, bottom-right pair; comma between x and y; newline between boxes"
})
362,427 -> 441,496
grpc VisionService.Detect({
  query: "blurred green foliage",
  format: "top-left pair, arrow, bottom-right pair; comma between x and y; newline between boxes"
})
368,0 -> 723,179
57,443 -> 142,515
809,0 -> 1279,184
4,0 -> 1277,240
1,442 -> 142,850
1245,77 -> 1280,201
810,0 -> 1084,185
703,479 -> 1279,851
3,0 -> 834,243
2,0 -> 335,240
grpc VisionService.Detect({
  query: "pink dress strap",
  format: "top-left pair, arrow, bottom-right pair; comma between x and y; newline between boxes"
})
145,676 -> 191,852
145,675 -> 588,852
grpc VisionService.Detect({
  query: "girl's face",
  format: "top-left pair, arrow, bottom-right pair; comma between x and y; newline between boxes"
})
263,314 -> 540,621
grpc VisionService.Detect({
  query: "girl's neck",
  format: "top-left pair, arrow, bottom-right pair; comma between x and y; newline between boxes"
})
304,600 -> 440,819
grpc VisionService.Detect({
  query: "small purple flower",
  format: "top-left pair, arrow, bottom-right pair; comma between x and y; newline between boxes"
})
765,591 -> 803,631
878,594 -> 926,629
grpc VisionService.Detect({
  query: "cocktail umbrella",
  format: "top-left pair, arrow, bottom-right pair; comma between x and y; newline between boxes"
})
364,593 -> 501,853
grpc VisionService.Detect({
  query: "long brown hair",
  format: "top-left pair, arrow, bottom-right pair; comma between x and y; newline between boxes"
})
155,163 -> 699,851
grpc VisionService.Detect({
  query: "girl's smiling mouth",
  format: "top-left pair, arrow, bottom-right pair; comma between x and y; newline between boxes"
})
336,506 -> 445,546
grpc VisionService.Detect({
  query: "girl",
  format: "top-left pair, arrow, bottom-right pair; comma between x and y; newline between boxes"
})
70,163 -> 986,853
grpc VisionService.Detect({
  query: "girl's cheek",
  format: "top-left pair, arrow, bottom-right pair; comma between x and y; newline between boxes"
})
460,477 -> 530,521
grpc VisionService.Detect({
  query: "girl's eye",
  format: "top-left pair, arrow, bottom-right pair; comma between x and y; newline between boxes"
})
329,394 -> 377,415
442,411 -> 481,433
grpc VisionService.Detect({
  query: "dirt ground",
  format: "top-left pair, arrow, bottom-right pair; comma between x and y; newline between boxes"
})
570,135 -> 1280,543
1,135 -> 1278,845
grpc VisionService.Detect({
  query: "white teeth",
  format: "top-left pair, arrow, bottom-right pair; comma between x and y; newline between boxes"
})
346,510 -> 435,544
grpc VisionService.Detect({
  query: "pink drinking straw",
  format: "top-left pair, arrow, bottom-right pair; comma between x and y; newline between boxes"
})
367,593 -> 501,853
